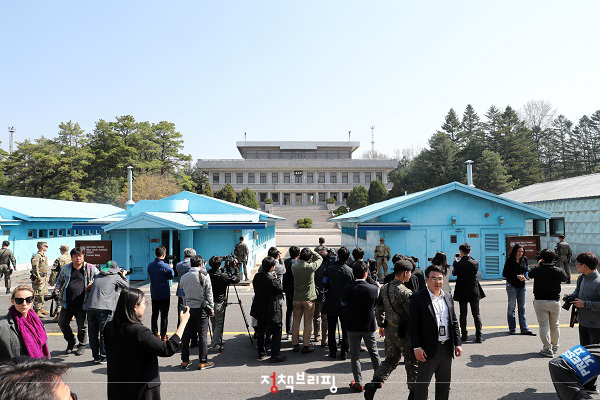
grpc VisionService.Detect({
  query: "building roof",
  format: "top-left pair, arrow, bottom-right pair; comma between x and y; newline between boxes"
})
501,173 -> 600,203
331,182 -> 552,223
0,195 -> 123,221
191,214 -> 260,223
103,212 -> 201,232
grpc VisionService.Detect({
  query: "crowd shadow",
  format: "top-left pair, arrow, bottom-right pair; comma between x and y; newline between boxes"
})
467,352 -> 540,367
497,387 -> 557,399
246,388 -> 341,399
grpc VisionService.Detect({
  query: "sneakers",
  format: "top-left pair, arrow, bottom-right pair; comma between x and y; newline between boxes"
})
74,344 -> 86,356
268,355 -> 286,363
586,388 -> 599,394
181,361 -> 192,369
99,357 -> 107,364
199,362 -> 215,370
540,349 -> 554,358
257,354 -> 269,361
552,346 -> 559,354
349,381 -> 364,392
301,346 -> 315,354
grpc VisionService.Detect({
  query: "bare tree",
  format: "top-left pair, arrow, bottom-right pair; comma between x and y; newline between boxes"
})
519,100 -> 557,133
360,149 -> 390,160
393,146 -> 422,162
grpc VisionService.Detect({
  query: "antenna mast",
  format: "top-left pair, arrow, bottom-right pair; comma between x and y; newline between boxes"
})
8,126 -> 15,154
370,125 -> 375,153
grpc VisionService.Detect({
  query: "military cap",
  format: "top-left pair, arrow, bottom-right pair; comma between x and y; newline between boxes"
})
59,244 -> 69,252
393,259 -> 413,273
37,241 -> 48,249
2,240 -> 9,247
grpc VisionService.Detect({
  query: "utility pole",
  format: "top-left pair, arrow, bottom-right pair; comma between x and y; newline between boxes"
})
8,126 -> 15,154
244,131 -> 247,142
348,130 -> 351,141
370,125 -> 375,153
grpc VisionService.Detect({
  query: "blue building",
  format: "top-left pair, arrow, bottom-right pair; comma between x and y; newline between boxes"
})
331,182 -> 551,279
0,195 -> 123,269
100,191 -> 284,280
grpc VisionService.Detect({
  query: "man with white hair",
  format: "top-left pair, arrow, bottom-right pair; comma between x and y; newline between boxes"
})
177,248 -> 198,346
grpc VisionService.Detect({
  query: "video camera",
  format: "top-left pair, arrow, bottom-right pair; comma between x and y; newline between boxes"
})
366,258 -> 378,281
210,254 -> 239,277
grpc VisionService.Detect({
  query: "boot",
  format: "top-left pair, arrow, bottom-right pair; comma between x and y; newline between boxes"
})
364,382 -> 382,400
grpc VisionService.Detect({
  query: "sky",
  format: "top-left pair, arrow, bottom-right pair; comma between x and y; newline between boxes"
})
1,1 -> 599,161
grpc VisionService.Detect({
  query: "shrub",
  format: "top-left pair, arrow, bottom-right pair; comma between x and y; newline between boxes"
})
305,223 -> 312,228
304,218 -> 313,224
326,197 -> 336,204
298,223 -> 307,228
333,206 -> 348,216
297,218 -> 305,225
264,198 -> 273,204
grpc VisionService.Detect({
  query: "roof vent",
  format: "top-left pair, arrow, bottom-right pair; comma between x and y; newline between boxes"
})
465,160 -> 475,187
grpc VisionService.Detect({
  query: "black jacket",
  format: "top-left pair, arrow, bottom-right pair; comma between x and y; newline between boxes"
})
341,280 -> 378,332
250,271 -> 284,324
105,322 -> 181,400
404,268 -> 426,293
208,270 -> 239,304
283,258 -> 296,297
528,262 -> 568,301
314,261 -> 328,303
409,289 -> 461,359
323,261 -> 355,316
502,256 -> 529,289
452,256 -> 484,302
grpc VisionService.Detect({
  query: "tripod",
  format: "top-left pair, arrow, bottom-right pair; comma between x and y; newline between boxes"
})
215,283 -> 254,352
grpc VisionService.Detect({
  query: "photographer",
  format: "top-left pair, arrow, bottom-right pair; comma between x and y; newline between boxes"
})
267,247 -> 286,282
528,249 -> 567,357
207,256 -> 240,351
568,252 -> 600,393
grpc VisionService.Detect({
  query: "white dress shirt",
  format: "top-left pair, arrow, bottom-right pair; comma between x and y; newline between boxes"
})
427,288 -> 449,342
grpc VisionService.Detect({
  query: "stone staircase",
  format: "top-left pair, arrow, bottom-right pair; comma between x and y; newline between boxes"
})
271,205 -> 339,230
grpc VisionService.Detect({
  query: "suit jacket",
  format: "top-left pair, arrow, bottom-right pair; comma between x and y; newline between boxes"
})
409,289 -> 460,359
452,256 -> 484,302
250,271 -> 284,324
323,261 -> 355,316
105,322 -> 181,400
341,280 -> 378,332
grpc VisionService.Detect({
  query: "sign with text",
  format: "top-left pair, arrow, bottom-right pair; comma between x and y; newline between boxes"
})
75,240 -> 112,264
505,236 -> 540,263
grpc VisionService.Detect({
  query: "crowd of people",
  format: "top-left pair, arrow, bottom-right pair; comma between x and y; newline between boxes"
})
1,234 -> 600,400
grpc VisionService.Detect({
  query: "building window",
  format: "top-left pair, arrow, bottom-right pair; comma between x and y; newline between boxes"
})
28,229 -> 36,239
58,229 -> 66,237
550,218 -> 565,236
318,172 -> 325,183
307,172 -> 314,184
365,172 -> 372,184
2,230 -> 10,236
533,220 -> 546,235
376,172 -> 383,181
213,173 -> 220,184
295,174 -> 302,183
236,173 -> 243,184
224,173 -> 231,183
342,172 -> 348,183
67,229 -> 73,236
248,173 -> 255,184
259,193 -> 268,202
353,172 -> 360,183
260,173 -> 267,184
272,193 -> 279,204
272,173 -> 279,184
39,229 -> 48,238
342,192 -> 349,202
318,192 -> 326,203
330,173 -> 337,183
49,229 -> 56,238
284,173 -> 291,183
75,230 -> 80,236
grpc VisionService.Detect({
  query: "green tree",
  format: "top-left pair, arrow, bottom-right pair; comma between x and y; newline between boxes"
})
549,115 -> 573,179
483,106 -> 503,153
347,186 -> 369,210
151,121 -> 192,176
189,165 -> 211,195
237,188 -> 259,209
474,150 -> 513,194
215,183 -> 236,203
54,121 -> 94,201
202,181 -> 214,197
93,177 -> 122,205
439,108 -> 461,143
368,179 -> 387,204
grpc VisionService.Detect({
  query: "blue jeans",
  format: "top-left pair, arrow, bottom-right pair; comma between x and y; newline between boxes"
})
87,309 -> 113,359
506,283 -> 528,333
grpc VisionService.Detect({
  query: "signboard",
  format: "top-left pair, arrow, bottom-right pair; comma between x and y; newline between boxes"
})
505,236 -> 541,263
75,240 -> 112,264
468,233 -> 479,238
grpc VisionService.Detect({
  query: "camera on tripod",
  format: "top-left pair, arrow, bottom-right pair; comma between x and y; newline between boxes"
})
367,258 -> 378,281
210,254 -> 240,277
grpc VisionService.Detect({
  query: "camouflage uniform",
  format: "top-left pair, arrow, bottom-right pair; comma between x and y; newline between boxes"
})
31,248 -> 49,314
234,241 -> 249,281
314,244 -> 328,255
374,242 -> 391,279
555,240 -> 572,283
50,252 -> 71,317
0,247 -> 17,292
372,280 -> 418,393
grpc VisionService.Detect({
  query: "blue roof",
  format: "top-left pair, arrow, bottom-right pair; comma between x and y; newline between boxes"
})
331,182 -> 552,223
0,195 -> 123,221
104,212 -> 201,232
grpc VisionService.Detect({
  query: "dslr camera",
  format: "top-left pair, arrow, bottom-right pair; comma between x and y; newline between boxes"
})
562,294 -> 577,311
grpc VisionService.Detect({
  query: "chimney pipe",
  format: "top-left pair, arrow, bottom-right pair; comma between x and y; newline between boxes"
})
126,166 -> 135,213
465,160 -> 475,187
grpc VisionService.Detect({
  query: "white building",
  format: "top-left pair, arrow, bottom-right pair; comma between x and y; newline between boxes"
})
198,141 -> 397,207
502,173 -> 600,256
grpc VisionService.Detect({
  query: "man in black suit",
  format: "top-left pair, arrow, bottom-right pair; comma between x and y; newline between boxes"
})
283,246 -> 299,340
452,243 -> 484,343
409,265 -> 462,400
341,261 -> 381,392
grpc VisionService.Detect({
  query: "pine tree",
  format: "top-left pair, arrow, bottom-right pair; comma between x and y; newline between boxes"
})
368,179 -> 387,204
215,183 -> 236,203
439,108 -> 461,143
483,106 -> 503,153
237,188 -> 259,209
347,186 -> 369,210
457,104 -> 483,149
474,150 -> 513,194
202,181 -> 213,197
54,121 -> 94,201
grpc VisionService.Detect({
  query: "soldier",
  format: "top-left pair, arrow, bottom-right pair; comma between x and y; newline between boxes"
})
234,236 -> 249,281
364,260 -> 418,400
0,241 -> 17,294
314,237 -> 328,256
31,241 -> 49,317
50,245 -> 71,322
374,238 -> 391,280
555,235 -> 573,284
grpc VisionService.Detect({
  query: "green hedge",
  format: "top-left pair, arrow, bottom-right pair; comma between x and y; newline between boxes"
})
326,197 -> 336,204
333,206 -> 348,216
304,218 -> 313,224
264,198 -> 273,204
299,223 -> 307,228
297,218 -> 305,224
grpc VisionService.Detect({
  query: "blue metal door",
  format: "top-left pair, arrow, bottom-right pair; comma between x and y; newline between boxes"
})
481,229 -> 502,279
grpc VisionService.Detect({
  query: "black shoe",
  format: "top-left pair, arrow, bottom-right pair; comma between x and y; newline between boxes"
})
475,337 -> 483,343
509,331 -> 516,335
93,357 -> 100,363
5,289 -> 9,294
461,334 -> 468,342
269,355 -> 286,363
301,346 -> 315,354
292,345 -> 300,353
99,357 -> 107,364
340,352 -> 347,360
74,344 -> 85,356
363,382 -> 382,400
65,341 -> 76,354
521,331 -> 536,336
328,352 -> 337,359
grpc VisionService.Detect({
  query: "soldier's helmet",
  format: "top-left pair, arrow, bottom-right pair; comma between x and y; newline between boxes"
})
37,241 -> 48,249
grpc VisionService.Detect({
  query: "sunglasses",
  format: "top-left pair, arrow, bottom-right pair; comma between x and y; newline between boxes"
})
13,296 -> 34,305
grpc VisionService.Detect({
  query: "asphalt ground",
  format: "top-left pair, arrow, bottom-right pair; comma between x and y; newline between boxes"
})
1,277 -> 594,400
